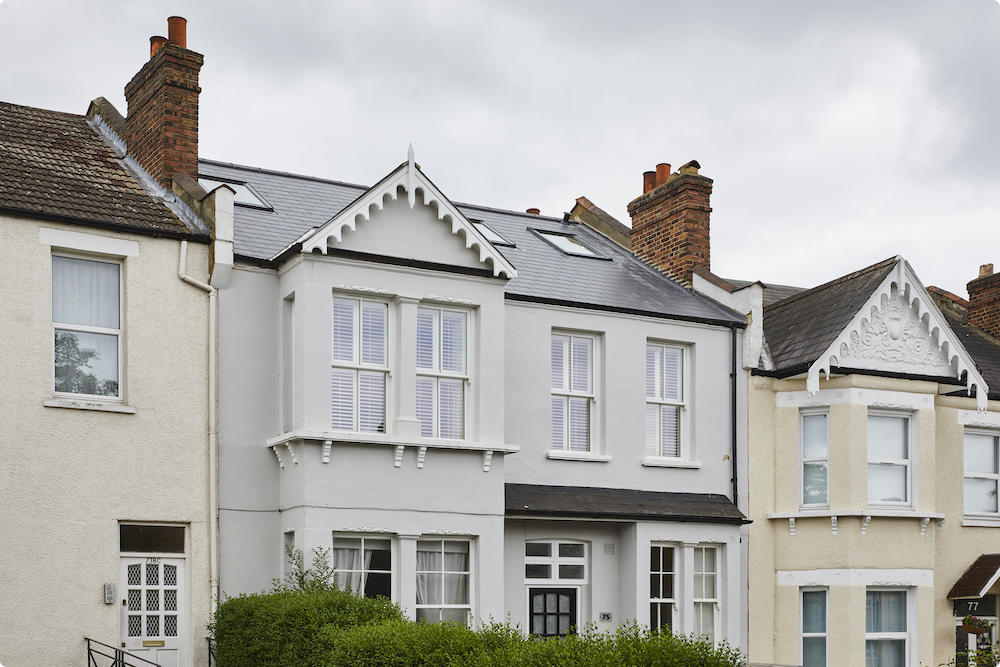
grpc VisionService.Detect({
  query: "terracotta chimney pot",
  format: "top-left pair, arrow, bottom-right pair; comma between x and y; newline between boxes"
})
981,264 -> 994,278
149,36 -> 167,58
655,163 -> 671,187
642,171 -> 656,193
167,16 -> 187,48
526,208 -> 541,215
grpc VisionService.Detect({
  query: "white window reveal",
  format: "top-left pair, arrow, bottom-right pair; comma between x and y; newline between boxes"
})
52,254 -> 122,398
964,430 -> 1000,515
551,333 -> 595,452
693,546 -> 719,643
650,544 -> 676,632
415,540 -> 471,624
331,536 -> 392,599
801,412 -> 829,506
865,589 -> 909,667
646,343 -> 685,457
331,297 -> 388,433
802,588 -> 828,667
867,413 -> 911,506
416,307 -> 468,439
524,541 -> 588,582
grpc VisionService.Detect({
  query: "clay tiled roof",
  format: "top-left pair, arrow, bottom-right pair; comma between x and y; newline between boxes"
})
948,554 -> 1000,599
0,101 -> 196,236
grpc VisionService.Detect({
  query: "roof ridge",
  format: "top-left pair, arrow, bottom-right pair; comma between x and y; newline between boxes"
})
198,157 -> 370,190
766,256 -> 898,312
0,99 -> 85,119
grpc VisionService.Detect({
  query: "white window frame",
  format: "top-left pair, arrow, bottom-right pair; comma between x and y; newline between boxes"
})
963,428 -> 1000,518
866,410 -> 914,509
865,587 -> 912,667
415,538 -> 473,624
645,342 -> 688,460
51,251 -> 124,401
801,587 -> 829,667
331,295 -> 390,433
800,409 -> 830,508
649,543 -> 678,631
331,533 -> 394,601
523,540 -> 589,584
693,545 -> 720,643
550,332 -> 599,454
416,306 -> 469,440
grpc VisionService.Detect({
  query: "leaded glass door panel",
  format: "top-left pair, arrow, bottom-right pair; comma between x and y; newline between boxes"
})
119,557 -> 186,667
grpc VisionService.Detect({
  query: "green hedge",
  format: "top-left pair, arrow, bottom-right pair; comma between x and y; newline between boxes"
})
212,589 -> 402,666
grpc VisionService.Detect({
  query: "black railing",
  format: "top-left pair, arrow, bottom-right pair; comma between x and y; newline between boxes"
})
86,637 -> 161,667
207,637 -> 217,666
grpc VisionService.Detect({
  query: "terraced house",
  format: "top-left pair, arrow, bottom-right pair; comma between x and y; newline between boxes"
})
0,18 -> 232,667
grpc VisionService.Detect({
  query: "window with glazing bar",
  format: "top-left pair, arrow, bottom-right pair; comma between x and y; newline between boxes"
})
415,539 -> 471,623
646,343 -> 685,457
867,413 -> 911,505
551,333 -> 595,452
693,546 -> 718,643
801,411 -> 829,506
650,544 -> 676,632
802,588 -> 828,667
416,307 -> 467,439
964,430 -> 1000,515
331,297 -> 388,433
865,589 -> 908,667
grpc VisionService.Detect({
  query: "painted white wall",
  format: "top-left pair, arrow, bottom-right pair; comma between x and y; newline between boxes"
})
0,216 -> 213,667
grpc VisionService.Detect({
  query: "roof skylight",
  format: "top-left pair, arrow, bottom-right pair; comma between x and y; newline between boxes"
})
536,231 -> 597,257
199,177 -> 270,208
472,221 -> 513,246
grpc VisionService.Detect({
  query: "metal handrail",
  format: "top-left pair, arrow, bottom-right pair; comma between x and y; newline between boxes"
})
86,637 -> 162,667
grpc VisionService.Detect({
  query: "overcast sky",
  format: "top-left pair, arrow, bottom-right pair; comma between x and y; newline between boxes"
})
2,1 -> 999,295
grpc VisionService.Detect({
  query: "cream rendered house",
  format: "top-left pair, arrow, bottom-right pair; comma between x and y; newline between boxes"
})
697,257 -> 1000,667
0,19 -> 232,667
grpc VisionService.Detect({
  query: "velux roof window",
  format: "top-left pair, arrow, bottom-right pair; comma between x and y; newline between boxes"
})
536,231 -> 598,257
198,176 -> 271,208
471,221 -> 513,246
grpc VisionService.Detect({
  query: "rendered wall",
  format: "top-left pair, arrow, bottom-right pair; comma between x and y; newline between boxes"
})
0,215 -> 212,667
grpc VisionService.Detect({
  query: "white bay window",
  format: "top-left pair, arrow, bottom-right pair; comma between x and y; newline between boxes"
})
801,412 -> 829,506
331,535 -> 392,599
52,254 -> 122,398
331,297 -> 388,433
865,589 -> 909,667
867,413 -> 911,506
551,333 -> 595,452
415,539 -> 471,623
693,546 -> 719,642
646,343 -> 685,458
416,307 -> 467,439
964,430 -> 1000,515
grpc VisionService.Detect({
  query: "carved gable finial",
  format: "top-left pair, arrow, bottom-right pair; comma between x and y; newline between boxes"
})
407,143 -> 416,209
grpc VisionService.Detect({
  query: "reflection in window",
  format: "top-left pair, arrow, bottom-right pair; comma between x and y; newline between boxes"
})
964,431 -> 1000,514
867,415 -> 910,504
332,536 -> 391,599
802,413 -> 829,506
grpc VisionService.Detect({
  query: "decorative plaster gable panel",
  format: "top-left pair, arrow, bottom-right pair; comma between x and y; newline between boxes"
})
808,258 -> 988,410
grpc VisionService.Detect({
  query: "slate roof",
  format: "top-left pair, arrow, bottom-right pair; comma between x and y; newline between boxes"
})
761,257 -> 898,372
505,483 -> 748,524
0,101 -> 193,236
947,554 -> 1000,599
199,158 -> 746,326
725,278 -> 805,308
932,292 -> 1000,400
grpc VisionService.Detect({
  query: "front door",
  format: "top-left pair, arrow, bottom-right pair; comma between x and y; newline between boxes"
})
119,557 -> 186,667
529,588 -> 578,637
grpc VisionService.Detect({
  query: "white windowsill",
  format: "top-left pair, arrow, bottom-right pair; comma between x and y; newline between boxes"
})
962,515 -> 1000,527
44,398 -> 136,414
547,450 -> 611,463
266,429 -> 518,453
642,456 -> 702,469
767,509 -> 943,520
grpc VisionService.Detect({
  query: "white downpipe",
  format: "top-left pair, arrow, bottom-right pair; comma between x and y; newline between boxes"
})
178,240 -> 219,615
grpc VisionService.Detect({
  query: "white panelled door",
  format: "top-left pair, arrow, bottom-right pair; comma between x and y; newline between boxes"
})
119,557 -> 186,667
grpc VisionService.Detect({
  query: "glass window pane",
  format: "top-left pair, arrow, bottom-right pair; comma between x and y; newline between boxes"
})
559,564 -> 585,579
568,397 -> 590,452
570,337 -> 592,393
360,301 -> 386,366
443,573 -> 468,604
526,543 -> 551,557
558,543 -> 585,558
803,637 -> 827,667
364,539 -> 392,570
803,462 -> 829,505
416,309 -> 436,370
438,378 -> 464,439
551,335 -> 568,390
868,464 -> 907,503
416,377 -> 434,437
646,345 -> 661,399
660,405 -> 680,457
119,525 -> 185,553
551,397 -> 566,449
866,591 -> 907,633
662,347 -> 682,401
865,639 -> 905,667
332,298 -> 357,363
964,478 -> 999,514
441,311 -> 467,374
525,564 -> 551,578
695,602 -> 714,641
965,434 -> 998,474
650,573 -> 661,598
54,330 -> 119,396
358,372 -> 385,433
441,608 -> 469,624
52,255 -> 119,328
331,370 -> 356,431
802,414 -> 828,459
868,416 -> 908,460
540,232 -> 596,256
802,591 -> 827,633
416,608 -> 438,623
646,404 -> 659,454
416,542 -> 442,570
416,573 -> 441,604
472,221 -> 508,245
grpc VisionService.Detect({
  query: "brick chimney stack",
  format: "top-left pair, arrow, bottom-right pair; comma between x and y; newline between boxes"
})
627,159 -> 713,287
124,16 -> 203,189
968,263 -> 1000,339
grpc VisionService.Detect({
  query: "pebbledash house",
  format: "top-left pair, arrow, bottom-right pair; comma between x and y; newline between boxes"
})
0,17 -> 752,666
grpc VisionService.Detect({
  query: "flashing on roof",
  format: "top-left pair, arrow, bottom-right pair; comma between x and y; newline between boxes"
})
532,229 -> 608,260
470,220 -> 514,247
199,176 -> 272,209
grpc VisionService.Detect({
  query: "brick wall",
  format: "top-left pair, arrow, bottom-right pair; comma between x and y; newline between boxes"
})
627,169 -> 713,287
124,43 -> 203,189
968,264 -> 1000,340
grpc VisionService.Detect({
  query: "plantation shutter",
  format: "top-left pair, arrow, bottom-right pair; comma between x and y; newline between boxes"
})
416,309 -> 436,370
333,298 -> 357,363
660,405 -> 679,457
438,378 -> 464,439
331,370 -> 355,430
441,311 -> 466,374
361,302 -> 386,366
416,377 -> 434,437
570,337 -> 592,393
662,347 -> 682,401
